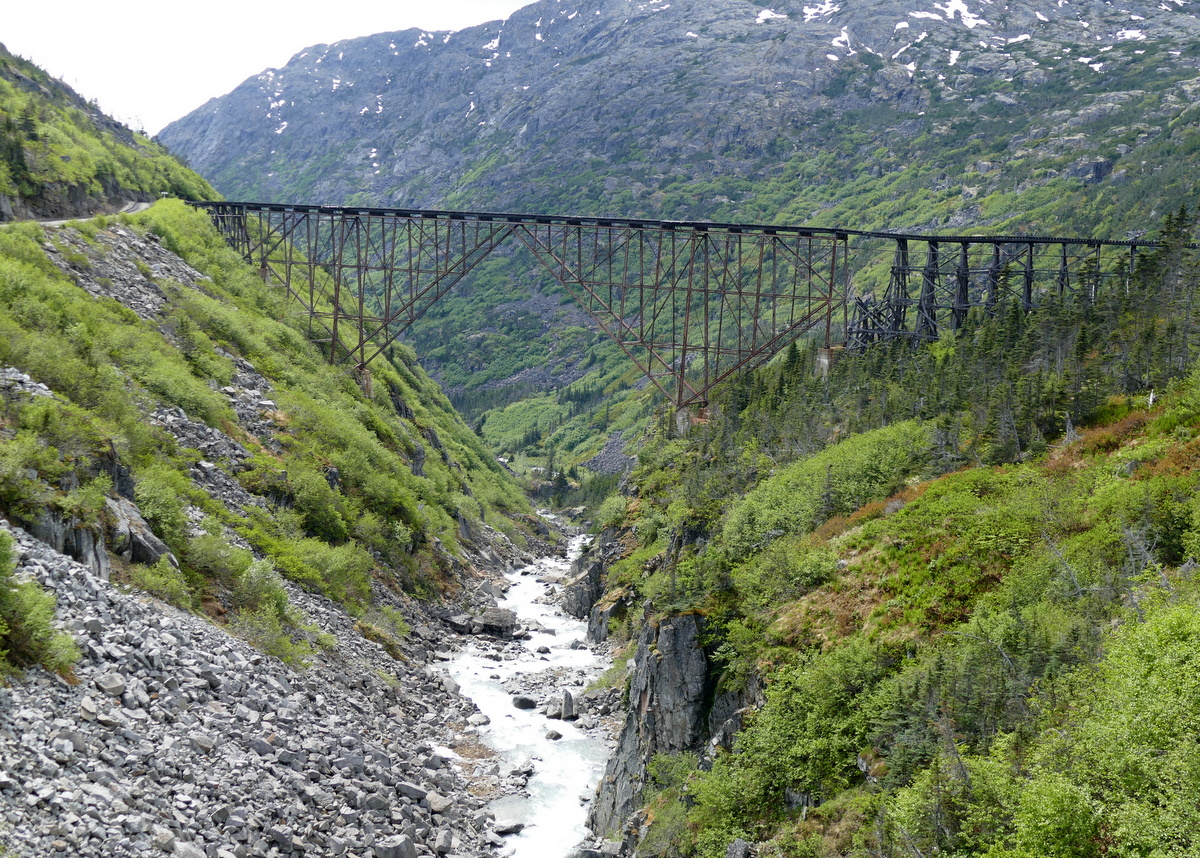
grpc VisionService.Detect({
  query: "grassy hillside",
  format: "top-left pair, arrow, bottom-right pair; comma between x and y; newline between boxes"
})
0,43 -> 214,220
597,208 -> 1200,856
0,200 -> 533,675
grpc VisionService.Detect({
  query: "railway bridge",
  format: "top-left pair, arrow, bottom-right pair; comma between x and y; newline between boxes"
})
193,201 -> 1160,410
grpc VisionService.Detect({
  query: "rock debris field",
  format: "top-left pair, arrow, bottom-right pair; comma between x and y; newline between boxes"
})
0,520 -> 618,858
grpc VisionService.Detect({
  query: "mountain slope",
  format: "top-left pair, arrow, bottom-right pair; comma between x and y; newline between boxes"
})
0,43 -> 214,220
161,0 -> 1200,228
570,209 -> 1200,856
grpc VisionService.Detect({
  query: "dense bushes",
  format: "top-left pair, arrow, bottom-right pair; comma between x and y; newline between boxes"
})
634,371 -> 1200,855
0,199 -> 533,668
0,46 -> 215,208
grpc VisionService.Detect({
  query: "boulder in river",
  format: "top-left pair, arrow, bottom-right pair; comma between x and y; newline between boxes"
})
478,607 -> 519,637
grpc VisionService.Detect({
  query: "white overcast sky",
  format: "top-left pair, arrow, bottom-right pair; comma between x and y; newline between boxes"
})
2,0 -> 532,135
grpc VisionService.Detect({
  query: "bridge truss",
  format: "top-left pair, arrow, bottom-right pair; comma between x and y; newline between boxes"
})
194,202 -> 1164,409
195,201 -> 850,409
844,233 -> 1152,349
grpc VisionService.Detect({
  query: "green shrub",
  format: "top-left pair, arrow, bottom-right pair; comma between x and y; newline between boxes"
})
231,559 -> 289,616
290,465 -> 350,542
132,463 -> 192,550
0,532 -> 80,676
185,525 -> 253,583
721,421 -> 931,561
231,605 -> 320,669
281,539 -> 373,607
356,605 -> 411,660
596,494 -> 629,529
128,556 -> 194,609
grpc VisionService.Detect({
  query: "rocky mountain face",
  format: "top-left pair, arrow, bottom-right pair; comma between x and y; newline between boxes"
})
162,0 -> 1200,225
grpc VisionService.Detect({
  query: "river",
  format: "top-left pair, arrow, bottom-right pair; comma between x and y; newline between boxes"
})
448,535 -> 613,856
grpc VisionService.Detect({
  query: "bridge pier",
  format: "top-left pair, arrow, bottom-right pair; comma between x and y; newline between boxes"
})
672,406 -> 712,437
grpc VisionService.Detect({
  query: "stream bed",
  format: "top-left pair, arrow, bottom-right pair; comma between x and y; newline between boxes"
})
448,535 -> 614,856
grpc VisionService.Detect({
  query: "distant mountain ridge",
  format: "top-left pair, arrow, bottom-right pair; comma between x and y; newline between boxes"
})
161,0 -> 1200,227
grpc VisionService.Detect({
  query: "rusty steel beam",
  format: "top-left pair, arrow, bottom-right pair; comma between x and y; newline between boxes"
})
192,202 -> 1169,406
845,236 -> 1146,348
194,201 -> 849,410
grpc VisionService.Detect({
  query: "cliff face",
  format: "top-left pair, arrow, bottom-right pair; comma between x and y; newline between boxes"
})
585,608 -> 761,850
588,612 -> 712,843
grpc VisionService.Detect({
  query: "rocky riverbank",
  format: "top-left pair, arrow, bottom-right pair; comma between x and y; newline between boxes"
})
0,517 -> 605,858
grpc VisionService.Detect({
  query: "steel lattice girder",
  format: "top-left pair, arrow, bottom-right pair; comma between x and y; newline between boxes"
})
192,202 -> 1172,403
852,237 -> 1137,344
194,202 -> 850,409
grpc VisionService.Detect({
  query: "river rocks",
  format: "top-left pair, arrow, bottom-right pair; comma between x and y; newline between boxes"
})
562,688 -> 578,720
0,519 -> 523,858
512,694 -> 538,709
477,606 -> 520,637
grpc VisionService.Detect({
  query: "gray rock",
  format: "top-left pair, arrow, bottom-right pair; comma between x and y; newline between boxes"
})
189,732 -> 216,753
374,834 -> 418,858
477,607 -> 519,637
104,497 -> 177,567
726,838 -> 753,858
94,673 -> 126,697
396,781 -> 428,801
247,737 -> 276,756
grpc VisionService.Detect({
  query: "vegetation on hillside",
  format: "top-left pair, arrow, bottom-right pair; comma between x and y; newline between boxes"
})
0,530 -> 79,678
0,43 -> 214,217
0,201 -> 531,671
446,56 -> 1200,481
601,207 -> 1200,856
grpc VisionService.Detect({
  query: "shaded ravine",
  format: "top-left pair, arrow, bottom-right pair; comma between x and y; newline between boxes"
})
448,535 -> 613,856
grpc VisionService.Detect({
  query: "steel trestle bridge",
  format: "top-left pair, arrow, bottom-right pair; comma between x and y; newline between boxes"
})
193,201 -> 1164,409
